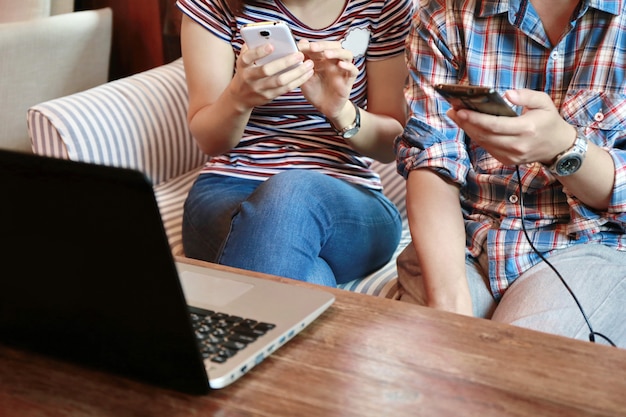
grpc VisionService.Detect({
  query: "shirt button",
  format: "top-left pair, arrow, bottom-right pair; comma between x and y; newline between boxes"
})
550,51 -> 559,60
594,112 -> 604,122
509,194 -> 519,204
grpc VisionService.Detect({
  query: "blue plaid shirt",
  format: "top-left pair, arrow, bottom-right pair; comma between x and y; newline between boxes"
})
395,0 -> 626,299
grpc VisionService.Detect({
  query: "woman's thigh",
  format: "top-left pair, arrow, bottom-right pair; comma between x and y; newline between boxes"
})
182,174 -> 260,262
492,245 -> 626,348
219,170 -> 402,285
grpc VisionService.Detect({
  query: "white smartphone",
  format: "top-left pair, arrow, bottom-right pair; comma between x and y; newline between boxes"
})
434,84 -> 518,117
241,21 -> 300,69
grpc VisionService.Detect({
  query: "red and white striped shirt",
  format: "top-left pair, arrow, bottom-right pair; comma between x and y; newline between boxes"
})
177,0 -> 414,190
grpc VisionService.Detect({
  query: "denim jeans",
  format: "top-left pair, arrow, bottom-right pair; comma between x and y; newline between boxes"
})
182,170 -> 402,287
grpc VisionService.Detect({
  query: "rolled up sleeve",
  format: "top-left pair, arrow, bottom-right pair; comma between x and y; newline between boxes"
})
394,117 -> 470,188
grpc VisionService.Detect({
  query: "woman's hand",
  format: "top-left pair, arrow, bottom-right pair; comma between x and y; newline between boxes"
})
230,43 -> 314,109
232,39 -> 357,124
297,39 -> 358,119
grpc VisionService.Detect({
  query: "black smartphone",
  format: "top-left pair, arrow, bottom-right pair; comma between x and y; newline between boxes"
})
434,84 -> 518,117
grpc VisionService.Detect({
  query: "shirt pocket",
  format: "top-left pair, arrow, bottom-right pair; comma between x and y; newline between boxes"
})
561,90 -> 626,147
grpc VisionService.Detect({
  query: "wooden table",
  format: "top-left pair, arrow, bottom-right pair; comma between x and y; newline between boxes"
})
1,258 -> 625,417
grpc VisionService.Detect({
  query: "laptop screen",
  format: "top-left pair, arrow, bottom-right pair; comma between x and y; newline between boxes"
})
0,150 -> 210,394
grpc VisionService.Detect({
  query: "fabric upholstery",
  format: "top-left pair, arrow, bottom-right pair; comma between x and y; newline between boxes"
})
0,8 -> 112,153
0,0 -> 74,23
395,241 -> 428,304
50,0 -> 74,16
28,58 -> 410,298
30,59 -> 207,185
0,0 -> 50,23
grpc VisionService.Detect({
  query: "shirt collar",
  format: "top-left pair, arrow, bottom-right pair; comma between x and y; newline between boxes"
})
477,0 -> 622,18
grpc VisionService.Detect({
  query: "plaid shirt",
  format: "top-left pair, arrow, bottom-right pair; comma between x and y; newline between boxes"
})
395,0 -> 626,299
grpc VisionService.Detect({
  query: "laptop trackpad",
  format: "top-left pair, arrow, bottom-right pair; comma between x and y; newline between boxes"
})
179,271 -> 253,308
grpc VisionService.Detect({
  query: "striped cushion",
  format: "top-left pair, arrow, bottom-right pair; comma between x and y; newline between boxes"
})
153,167 -> 203,257
27,58 -> 408,299
28,58 -> 207,186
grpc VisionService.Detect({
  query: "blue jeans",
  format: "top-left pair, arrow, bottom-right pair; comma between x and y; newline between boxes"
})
182,171 -> 402,287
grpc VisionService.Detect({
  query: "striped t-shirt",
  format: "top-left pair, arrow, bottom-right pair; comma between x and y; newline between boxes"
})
177,0 -> 414,190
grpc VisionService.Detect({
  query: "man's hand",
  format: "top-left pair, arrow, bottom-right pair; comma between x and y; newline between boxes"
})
446,89 -> 576,166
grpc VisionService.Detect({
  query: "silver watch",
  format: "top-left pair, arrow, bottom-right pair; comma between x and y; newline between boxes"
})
330,101 -> 361,139
548,129 -> 588,177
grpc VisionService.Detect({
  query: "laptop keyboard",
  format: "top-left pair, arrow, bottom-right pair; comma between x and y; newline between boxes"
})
188,306 -> 276,364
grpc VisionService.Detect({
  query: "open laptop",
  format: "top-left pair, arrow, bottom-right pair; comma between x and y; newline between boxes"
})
0,149 -> 334,395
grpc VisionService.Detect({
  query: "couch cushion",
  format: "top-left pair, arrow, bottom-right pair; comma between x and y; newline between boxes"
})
153,167 -> 203,257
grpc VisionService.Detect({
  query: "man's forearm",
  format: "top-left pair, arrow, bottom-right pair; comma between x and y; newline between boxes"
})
406,169 -> 473,316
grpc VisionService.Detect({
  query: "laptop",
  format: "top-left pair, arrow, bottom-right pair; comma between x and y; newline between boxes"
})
0,149 -> 335,395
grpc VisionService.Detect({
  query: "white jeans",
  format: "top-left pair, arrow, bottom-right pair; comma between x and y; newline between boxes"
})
397,243 -> 626,348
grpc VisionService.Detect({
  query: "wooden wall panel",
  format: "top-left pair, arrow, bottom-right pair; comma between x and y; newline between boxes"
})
162,0 -> 182,63
75,0 -> 182,80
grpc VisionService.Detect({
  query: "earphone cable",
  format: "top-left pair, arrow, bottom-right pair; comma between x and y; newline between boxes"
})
514,165 -> 616,347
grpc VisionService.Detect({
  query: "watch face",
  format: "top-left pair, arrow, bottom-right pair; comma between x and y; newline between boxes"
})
342,128 -> 359,139
556,154 -> 583,176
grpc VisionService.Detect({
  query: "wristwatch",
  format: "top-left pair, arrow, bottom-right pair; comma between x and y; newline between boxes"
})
330,101 -> 361,139
548,129 -> 588,176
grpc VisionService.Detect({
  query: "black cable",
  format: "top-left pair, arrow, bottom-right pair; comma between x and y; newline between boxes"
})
514,165 -> 616,347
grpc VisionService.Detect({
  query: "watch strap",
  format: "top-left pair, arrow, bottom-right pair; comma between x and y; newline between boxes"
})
329,101 -> 360,139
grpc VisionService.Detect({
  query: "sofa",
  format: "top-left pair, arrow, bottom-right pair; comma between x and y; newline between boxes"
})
0,0 -> 74,22
0,4 -> 112,153
27,58 -> 411,298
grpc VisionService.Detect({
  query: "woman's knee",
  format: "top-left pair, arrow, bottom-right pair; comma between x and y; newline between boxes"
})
259,170 -> 339,200
245,170 -> 342,219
